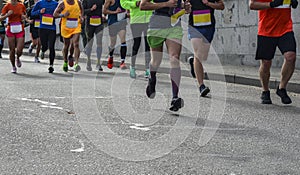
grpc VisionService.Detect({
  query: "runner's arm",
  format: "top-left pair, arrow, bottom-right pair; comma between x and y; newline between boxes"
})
53,2 -> 67,18
0,9 -> 13,22
249,0 -> 273,10
31,1 -> 41,16
120,0 -> 138,10
103,0 -> 119,14
78,0 -> 85,23
203,0 -> 224,10
140,0 -> 177,10
82,0 -> 91,15
78,0 -> 84,17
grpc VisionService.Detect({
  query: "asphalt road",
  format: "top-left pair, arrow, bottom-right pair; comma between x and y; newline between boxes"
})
0,53 -> 300,174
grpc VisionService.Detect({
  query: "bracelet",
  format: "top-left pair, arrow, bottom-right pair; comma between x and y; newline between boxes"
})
59,14 -> 64,18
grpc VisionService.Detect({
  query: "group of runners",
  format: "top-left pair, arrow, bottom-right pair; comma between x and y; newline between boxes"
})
0,0 -> 298,111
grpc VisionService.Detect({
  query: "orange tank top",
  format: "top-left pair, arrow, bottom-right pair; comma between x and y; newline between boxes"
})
60,0 -> 81,38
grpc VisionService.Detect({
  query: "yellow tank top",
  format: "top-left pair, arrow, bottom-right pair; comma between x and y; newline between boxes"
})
61,0 -> 81,38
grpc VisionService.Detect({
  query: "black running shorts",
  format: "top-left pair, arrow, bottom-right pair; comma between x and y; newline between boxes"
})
255,31 -> 296,60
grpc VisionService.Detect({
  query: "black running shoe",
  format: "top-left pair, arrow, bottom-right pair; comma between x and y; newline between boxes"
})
188,56 -> 196,78
199,84 -> 210,97
169,98 -> 184,111
261,90 -> 272,104
146,78 -> 156,99
276,86 -> 292,104
48,66 -> 54,73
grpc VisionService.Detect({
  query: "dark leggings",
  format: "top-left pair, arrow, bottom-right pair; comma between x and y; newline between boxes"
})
130,23 -> 150,69
39,28 -> 56,65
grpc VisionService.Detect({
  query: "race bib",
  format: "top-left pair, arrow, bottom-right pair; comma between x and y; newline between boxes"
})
276,0 -> 291,8
90,16 -> 101,26
34,19 -> 40,28
171,8 -> 185,27
42,14 -> 54,25
193,10 -> 212,27
117,11 -> 126,21
10,22 -> 22,33
66,18 -> 78,28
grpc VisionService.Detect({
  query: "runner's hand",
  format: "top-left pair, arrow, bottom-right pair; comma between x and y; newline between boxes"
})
91,4 -> 97,11
115,7 -> 122,14
80,16 -> 84,24
202,0 -> 208,5
184,0 -> 191,13
291,0 -> 298,8
7,10 -> 13,16
40,8 -> 46,14
136,1 -> 141,7
166,0 -> 178,8
270,0 -> 283,8
64,11 -> 70,17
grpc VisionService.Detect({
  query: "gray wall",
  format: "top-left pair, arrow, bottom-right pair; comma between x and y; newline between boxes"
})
211,0 -> 300,69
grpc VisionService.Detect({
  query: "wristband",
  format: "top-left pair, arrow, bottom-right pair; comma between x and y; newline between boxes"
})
59,14 -> 65,18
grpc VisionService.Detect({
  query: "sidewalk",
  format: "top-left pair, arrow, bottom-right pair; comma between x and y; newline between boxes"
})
2,48 -> 300,94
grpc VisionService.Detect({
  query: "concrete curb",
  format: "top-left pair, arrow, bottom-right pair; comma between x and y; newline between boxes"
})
2,49 -> 300,94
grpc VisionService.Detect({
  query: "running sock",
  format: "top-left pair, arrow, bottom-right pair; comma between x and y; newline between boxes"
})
170,67 -> 181,99
109,46 -> 114,57
150,64 -> 157,81
120,42 -> 127,61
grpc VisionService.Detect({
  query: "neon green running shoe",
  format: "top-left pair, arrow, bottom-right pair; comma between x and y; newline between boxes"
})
74,64 -> 81,72
63,62 -> 68,72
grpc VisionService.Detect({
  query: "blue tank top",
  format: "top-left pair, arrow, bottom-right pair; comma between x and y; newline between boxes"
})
107,0 -> 126,25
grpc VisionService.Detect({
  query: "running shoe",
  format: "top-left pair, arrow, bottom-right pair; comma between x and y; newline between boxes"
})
276,86 -> 292,104
130,66 -> 136,78
188,56 -> 196,78
16,58 -> 22,68
199,84 -> 210,97
144,69 -> 150,78
63,62 -> 68,72
28,43 -> 33,54
74,64 -> 81,72
40,52 -> 45,60
68,55 -> 74,67
86,59 -> 92,71
96,64 -> 103,71
169,97 -> 184,112
34,57 -> 40,63
261,90 -> 272,104
120,61 -> 127,69
11,67 -> 17,73
107,56 -> 113,69
48,65 -> 54,73
146,78 -> 156,99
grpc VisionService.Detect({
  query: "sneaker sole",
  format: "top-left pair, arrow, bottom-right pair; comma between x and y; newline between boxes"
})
107,64 -> 113,69
130,74 -> 136,78
261,100 -> 272,104
75,66 -> 81,72
169,99 -> 184,112
200,88 -> 210,97
86,66 -> 92,71
146,86 -> 155,99
276,92 -> 292,104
